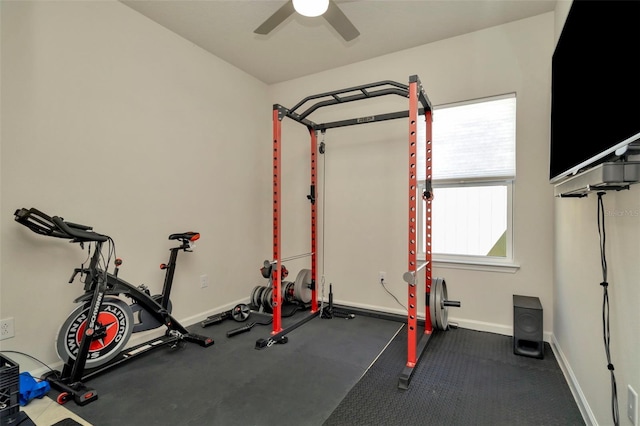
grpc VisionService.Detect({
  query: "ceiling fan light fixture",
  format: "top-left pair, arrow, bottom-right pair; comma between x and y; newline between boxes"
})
292,0 -> 330,17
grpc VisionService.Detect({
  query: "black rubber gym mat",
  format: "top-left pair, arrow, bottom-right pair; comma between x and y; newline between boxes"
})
323,326 -> 585,426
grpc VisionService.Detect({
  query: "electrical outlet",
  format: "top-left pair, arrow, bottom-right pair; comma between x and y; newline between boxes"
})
378,271 -> 386,284
629,385 -> 638,426
0,317 -> 15,340
200,274 -> 209,289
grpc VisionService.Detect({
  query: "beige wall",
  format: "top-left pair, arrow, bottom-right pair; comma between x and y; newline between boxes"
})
268,12 -> 556,337
0,0 -> 271,368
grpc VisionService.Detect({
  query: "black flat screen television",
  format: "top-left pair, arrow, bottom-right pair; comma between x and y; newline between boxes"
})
550,0 -> 640,183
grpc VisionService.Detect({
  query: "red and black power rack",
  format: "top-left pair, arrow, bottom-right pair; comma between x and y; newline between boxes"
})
258,75 -> 435,389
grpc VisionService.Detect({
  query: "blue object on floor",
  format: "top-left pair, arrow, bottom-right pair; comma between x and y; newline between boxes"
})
19,372 -> 51,406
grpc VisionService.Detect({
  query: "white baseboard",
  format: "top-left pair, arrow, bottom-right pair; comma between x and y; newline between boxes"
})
332,298 -> 554,341
550,334 -> 596,426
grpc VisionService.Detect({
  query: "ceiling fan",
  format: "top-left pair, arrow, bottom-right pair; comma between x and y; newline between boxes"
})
254,0 -> 360,42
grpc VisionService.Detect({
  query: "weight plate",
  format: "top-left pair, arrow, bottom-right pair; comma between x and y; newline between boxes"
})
436,278 -> 443,330
294,269 -> 312,303
262,287 -> 273,310
440,279 -> 449,330
254,286 -> 267,309
431,277 -> 447,331
258,286 -> 268,309
231,303 -> 250,322
429,277 -> 453,331
250,286 -> 262,308
282,281 -> 295,303
429,277 -> 438,330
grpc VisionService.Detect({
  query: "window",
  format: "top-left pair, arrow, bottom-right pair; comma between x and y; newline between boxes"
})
418,94 -> 517,270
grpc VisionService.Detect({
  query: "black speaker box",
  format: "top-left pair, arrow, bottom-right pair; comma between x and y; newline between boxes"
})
513,295 -> 543,359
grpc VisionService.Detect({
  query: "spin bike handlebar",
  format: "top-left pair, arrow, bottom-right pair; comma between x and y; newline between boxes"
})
15,207 -> 199,249
52,217 -> 108,243
14,207 -> 108,243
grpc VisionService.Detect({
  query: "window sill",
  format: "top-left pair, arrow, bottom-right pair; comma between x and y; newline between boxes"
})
428,257 -> 520,273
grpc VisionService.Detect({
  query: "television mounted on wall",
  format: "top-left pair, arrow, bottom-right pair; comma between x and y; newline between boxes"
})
549,0 -> 640,184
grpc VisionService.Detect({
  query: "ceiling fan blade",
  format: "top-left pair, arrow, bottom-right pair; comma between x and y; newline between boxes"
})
254,1 -> 296,35
323,0 -> 360,41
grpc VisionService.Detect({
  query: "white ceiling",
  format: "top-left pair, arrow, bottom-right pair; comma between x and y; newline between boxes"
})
120,0 -> 557,85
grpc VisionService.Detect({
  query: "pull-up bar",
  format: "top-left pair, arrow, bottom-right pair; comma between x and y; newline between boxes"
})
279,79 -> 431,131
260,76 -> 435,389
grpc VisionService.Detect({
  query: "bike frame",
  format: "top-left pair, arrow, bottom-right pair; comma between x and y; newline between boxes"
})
13,207 -> 214,405
62,240 -> 195,384
71,241 -> 192,333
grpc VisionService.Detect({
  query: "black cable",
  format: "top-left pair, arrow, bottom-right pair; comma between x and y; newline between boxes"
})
96,237 -> 117,286
596,192 -> 619,426
321,135 -> 326,278
381,278 -> 407,311
319,133 -> 327,315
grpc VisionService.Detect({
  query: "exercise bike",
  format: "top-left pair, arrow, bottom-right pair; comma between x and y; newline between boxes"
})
14,207 -> 214,406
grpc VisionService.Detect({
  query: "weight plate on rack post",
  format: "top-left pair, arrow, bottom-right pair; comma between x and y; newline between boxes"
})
436,278 -> 444,330
430,277 -> 438,330
430,277 -> 447,331
440,279 -> 449,330
429,277 -> 454,331
294,269 -> 312,303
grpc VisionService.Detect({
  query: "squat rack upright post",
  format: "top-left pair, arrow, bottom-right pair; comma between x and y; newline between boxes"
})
263,76 -> 435,389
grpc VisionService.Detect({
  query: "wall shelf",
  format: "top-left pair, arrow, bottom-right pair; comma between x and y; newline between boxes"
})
554,161 -> 640,198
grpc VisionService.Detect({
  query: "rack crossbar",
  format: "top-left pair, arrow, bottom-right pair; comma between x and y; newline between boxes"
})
318,108 -> 426,131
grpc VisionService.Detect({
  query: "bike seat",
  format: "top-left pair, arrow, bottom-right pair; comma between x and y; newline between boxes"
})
169,232 -> 200,242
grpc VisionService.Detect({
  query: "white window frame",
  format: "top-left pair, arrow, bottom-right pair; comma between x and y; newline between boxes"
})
418,95 -> 520,273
